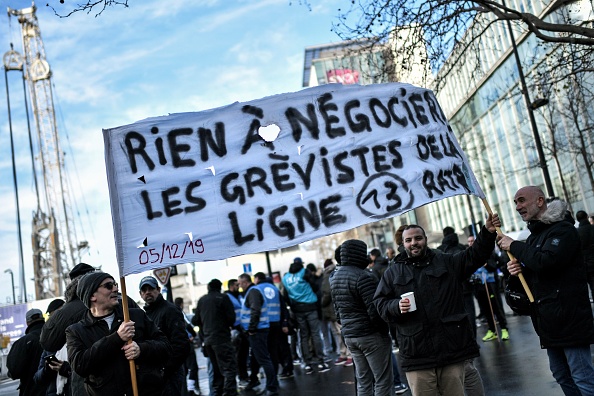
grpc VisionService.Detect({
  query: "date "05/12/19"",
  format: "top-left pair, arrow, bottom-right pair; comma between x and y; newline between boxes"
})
138,239 -> 205,265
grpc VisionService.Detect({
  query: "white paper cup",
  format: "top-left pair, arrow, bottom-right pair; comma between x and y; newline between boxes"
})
401,291 -> 417,312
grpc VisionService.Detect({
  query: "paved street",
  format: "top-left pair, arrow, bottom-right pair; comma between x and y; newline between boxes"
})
1,306 -> 592,395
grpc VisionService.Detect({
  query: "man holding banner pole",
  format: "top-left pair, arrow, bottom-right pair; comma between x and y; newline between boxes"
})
66,272 -> 171,396
373,213 -> 501,396
498,186 -> 594,395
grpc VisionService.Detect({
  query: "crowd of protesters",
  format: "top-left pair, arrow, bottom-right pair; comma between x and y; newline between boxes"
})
4,185 -> 594,396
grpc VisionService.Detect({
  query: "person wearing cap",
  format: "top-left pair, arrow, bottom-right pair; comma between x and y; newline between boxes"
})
195,279 -> 237,396
139,276 -> 191,396
66,272 -> 171,396
281,257 -> 329,374
7,308 -> 47,395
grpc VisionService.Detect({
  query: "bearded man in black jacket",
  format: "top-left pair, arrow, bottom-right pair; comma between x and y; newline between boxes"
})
374,213 -> 500,396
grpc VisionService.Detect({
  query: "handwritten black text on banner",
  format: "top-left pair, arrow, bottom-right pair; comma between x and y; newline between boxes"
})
103,83 -> 485,276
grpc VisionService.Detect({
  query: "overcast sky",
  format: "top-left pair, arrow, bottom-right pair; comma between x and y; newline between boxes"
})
0,0 -> 343,305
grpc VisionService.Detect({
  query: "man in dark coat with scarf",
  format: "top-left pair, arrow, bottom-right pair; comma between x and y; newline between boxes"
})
66,272 -> 171,396
499,186 -> 594,395
374,213 -> 500,396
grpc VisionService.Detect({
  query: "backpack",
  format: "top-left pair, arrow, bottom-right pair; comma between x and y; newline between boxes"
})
504,275 -> 532,315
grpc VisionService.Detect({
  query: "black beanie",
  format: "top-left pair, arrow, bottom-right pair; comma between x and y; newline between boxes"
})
340,239 -> 368,269
77,271 -> 113,308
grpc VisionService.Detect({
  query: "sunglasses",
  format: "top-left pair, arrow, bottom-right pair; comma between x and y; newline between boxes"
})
99,281 -> 118,291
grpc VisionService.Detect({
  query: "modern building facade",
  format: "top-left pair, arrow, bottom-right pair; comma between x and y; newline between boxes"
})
302,0 -> 594,240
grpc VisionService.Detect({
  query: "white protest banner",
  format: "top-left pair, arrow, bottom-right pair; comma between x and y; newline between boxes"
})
103,83 -> 485,276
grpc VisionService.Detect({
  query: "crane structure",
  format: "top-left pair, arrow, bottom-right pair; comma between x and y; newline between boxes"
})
6,3 -> 87,299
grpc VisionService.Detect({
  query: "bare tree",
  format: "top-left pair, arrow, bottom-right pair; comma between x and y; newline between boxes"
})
46,0 -> 129,18
324,0 -> 594,92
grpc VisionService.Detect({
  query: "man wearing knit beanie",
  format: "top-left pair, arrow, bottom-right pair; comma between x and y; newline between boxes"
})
39,264 -> 98,395
66,272 -> 171,396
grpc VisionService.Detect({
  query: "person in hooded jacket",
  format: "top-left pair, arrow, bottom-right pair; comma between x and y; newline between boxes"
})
374,214 -> 500,396
499,186 -> 594,396
320,258 -> 352,366
330,239 -> 399,396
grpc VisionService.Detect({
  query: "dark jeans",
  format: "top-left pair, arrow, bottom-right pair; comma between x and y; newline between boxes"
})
249,331 -> 278,392
391,352 -> 402,384
205,343 -> 237,396
547,346 -> 594,396
294,310 -> 324,365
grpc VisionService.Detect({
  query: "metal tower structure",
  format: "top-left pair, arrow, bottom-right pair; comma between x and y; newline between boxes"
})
7,3 -> 86,299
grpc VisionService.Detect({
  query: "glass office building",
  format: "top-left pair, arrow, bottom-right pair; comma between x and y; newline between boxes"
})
430,0 -> 594,234
303,0 -> 594,240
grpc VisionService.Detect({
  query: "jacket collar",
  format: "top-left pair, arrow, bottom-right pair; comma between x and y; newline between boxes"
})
82,304 -> 123,326
144,293 -> 165,312
397,249 -> 435,268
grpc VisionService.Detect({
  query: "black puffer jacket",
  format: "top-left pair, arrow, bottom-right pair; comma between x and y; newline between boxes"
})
66,306 -> 171,396
374,226 -> 496,372
330,239 -> 389,338
510,203 -> 594,349
144,294 -> 191,374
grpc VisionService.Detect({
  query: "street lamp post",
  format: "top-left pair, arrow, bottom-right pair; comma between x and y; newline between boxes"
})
502,2 -> 556,199
5,269 -> 16,305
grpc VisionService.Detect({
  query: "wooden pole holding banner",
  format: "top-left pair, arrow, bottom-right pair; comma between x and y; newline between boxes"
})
483,272 -> 500,343
119,276 -> 139,396
480,198 -> 534,302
